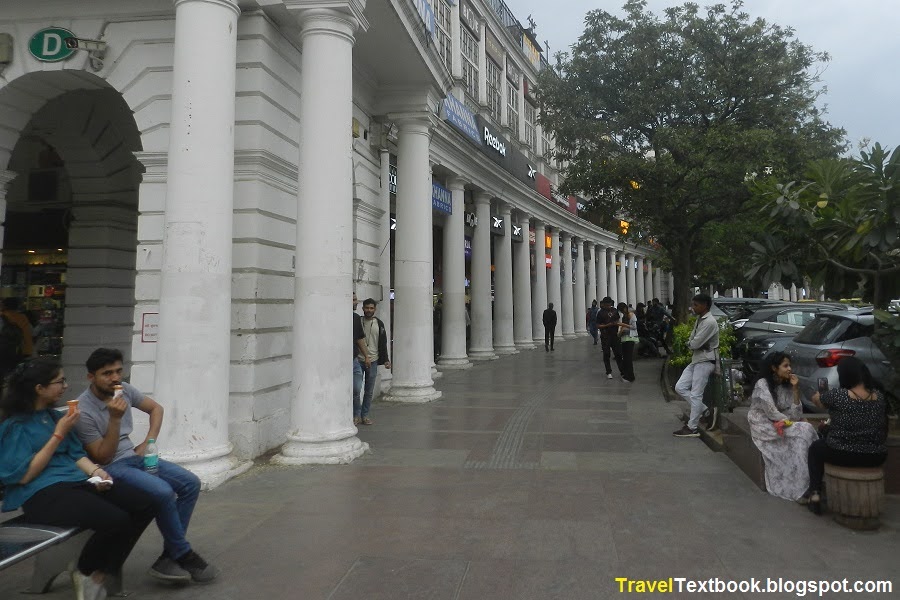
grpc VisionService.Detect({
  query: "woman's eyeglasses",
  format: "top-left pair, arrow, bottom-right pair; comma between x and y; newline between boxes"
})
48,377 -> 67,386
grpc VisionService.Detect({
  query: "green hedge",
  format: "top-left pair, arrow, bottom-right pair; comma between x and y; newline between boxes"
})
668,316 -> 736,368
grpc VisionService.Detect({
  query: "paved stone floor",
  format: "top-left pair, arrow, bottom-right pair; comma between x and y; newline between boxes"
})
2,336 -> 898,599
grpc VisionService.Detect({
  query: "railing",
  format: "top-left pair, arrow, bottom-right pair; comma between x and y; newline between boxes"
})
485,0 -> 519,30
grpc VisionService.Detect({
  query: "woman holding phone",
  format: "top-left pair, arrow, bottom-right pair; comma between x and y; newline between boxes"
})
806,357 -> 888,514
0,357 -> 155,600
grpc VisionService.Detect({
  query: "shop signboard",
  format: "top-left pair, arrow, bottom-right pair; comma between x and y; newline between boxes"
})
529,227 -> 536,245
29,27 -> 76,62
141,312 -> 159,343
473,115 -> 537,191
536,173 -> 577,214
522,32 -> 542,70
464,236 -> 473,259
489,214 -> 505,237
441,93 -> 482,146
485,30 -> 504,64
511,223 -> 523,243
412,0 -> 436,40
389,163 -> 397,195
545,254 -> 552,268
459,0 -> 481,38
432,182 -> 452,214
506,57 -> 522,86
464,211 -> 478,228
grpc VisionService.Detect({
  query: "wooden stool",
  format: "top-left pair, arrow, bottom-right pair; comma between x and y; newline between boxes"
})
824,464 -> 885,530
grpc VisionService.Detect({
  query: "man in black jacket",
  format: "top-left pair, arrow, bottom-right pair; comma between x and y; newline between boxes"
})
357,298 -> 392,425
597,297 -> 623,379
542,303 -> 558,352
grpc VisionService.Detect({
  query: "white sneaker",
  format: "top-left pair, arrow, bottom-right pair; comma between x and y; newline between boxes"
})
606,373 -> 613,379
72,571 -> 108,600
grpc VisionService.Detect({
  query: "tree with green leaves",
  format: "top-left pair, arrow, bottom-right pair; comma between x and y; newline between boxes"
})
537,0 -> 845,319
747,143 -> 900,308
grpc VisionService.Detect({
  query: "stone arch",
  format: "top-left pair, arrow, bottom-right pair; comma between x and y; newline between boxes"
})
0,71 -> 144,375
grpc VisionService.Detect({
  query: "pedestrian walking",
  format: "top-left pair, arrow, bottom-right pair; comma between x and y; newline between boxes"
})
616,303 -> 638,382
586,300 -> 600,345
596,297 -> 623,379
542,303 -> 557,352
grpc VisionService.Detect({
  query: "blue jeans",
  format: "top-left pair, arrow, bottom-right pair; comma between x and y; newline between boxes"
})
675,361 -> 716,430
105,455 -> 200,560
354,360 -> 378,418
353,358 -> 364,414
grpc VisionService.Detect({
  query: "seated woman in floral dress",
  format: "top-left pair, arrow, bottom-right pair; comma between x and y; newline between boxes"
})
805,356 -> 888,514
748,352 -> 819,501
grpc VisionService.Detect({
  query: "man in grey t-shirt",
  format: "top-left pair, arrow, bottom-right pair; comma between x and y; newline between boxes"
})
673,294 -> 720,437
74,348 -> 219,584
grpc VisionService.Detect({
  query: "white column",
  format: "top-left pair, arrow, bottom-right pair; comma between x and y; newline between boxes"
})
616,251 -> 627,306
0,170 -> 14,277
790,283 -> 798,302
586,243 -> 596,310
561,232 -> 576,337
154,0 -> 248,485
493,203 -> 517,354
607,247 -> 618,303
635,255 -> 645,305
548,227 -> 562,338
668,272 -> 675,304
438,176 -> 471,369
645,259 -> 654,301
625,253 -> 637,307
377,145 -> 393,390
574,237 -> 587,334
654,267 -> 662,303
469,192 -> 497,360
513,214 -> 534,349
381,115 -> 440,402
595,245 -> 605,302
531,220 -> 548,343
277,3 -> 370,465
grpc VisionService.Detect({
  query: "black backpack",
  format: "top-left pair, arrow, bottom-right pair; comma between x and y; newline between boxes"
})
0,314 -> 24,363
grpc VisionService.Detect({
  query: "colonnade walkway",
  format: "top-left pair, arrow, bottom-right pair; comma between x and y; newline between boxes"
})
3,338 -> 898,599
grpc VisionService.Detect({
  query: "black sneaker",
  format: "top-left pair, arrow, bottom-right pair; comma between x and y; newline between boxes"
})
176,550 -> 220,583
149,555 -> 191,583
672,425 -> 700,437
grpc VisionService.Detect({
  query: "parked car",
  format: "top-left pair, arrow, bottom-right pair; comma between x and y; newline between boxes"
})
731,303 -> 848,347
711,297 -> 782,319
737,332 -> 797,379
784,309 -> 896,411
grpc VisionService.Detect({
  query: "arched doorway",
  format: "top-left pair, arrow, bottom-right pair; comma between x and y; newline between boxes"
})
0,72 -> 143,376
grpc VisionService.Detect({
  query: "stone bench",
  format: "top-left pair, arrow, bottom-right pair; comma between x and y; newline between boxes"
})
824,464 -> 885,531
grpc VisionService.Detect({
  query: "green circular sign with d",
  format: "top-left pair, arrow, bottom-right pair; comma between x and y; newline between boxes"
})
29,27 -> 76,62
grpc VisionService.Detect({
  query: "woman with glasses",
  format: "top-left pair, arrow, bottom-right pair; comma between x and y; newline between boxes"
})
0,357 -> 156,600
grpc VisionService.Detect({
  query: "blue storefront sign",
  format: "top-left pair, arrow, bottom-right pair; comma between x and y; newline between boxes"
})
432,182 -> 452,214
441,93 -> 482,146
412,0 -> 436,39
464,236 -> 473,260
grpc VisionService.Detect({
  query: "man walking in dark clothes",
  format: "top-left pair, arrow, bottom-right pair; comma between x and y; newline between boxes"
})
542,303 -> 558,352
597,297 -> 624,379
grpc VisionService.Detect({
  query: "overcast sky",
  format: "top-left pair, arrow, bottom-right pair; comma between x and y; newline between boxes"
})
511,0 -> 897,152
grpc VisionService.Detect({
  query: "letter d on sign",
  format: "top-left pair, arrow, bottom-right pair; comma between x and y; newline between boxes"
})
42,33 -> 62,56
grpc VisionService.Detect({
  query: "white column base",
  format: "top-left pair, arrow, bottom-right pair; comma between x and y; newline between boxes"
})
563,333 -> 580,340
515,340 -> 536,350
379,370 -> 392,395
274,433 -> 369,466
382,384 -> 442,403
181,454 -> 252,491
437,356 -> 473,369
431,365 -> 443,380
468,349 -> 499,361
493,344 -> 519,355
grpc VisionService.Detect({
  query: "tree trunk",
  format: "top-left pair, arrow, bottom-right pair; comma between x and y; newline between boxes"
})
670,243 -> 694,322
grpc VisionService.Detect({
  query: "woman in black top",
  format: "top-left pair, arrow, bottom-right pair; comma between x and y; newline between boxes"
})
805,357 -> 888,514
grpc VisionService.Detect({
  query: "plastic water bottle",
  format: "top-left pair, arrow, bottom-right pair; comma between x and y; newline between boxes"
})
144,438 -> 159,475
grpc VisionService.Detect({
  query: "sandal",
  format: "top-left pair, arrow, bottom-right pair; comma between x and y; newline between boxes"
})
361,417 -> 373,425
807,492 -> 822,515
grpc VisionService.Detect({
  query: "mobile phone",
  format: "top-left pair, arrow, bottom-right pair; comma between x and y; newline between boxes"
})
817,377 -> 829,393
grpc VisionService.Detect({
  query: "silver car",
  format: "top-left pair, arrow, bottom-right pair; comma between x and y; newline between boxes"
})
784,309 -> 895,411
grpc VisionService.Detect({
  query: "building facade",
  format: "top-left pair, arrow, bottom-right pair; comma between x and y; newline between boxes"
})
0,0 -> 670,486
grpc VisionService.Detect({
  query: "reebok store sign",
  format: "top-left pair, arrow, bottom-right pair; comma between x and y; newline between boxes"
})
483,127 -> 506,157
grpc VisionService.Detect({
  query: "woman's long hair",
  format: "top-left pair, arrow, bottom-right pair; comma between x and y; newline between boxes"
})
758,351 -> 790,399
0,357 -> 62,420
